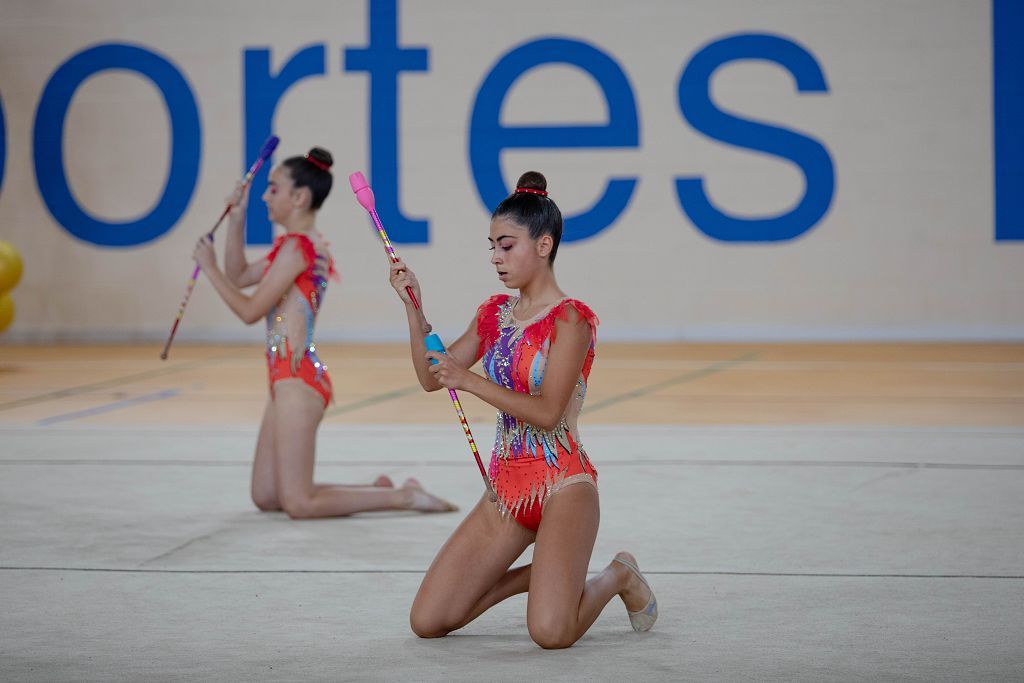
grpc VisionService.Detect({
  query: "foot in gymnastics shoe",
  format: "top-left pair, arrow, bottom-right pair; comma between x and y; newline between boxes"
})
611,551 -> 658,632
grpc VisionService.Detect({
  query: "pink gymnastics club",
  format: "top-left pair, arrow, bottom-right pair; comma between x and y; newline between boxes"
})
349,172 -> 494,497
349,173 -> 422,310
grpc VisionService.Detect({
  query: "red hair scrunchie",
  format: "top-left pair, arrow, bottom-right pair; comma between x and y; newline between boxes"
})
514,186 -> 547,197
305,154 -> 331,173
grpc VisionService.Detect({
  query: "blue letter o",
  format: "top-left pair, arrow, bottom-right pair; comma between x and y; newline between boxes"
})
33,43 -> 201,247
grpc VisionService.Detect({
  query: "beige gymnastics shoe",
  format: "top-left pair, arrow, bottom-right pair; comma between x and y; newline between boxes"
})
612,552 -> 658,632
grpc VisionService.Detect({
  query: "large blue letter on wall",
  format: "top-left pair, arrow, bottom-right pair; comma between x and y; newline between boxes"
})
676,34 -> 834,242
33,43 -> 201,247
470,38 -> 639,242
244,45 -> 326,244
995,0 -> 1024,241
345,0 -> 429,244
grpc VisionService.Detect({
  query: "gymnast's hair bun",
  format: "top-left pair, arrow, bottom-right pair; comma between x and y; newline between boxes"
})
515,171 -> 546,193
307,147 -> 333,170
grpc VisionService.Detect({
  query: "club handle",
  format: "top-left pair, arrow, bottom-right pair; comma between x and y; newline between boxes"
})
424,333 -> 496,499
160,136 -> 277,360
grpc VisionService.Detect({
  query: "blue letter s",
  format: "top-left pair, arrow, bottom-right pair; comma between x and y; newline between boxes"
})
676,34 -> 833,242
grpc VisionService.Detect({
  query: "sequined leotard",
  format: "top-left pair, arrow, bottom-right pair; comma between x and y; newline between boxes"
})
264,232 -> 335,406
476,294 -> 599,531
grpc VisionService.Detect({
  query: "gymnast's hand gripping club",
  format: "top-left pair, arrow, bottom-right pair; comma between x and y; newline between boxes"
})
160,135 -> 280,360
349,172 -> 495,499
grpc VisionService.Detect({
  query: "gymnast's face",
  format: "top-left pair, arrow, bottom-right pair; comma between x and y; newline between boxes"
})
262,167 -> 308,225
488,217 -> 553,289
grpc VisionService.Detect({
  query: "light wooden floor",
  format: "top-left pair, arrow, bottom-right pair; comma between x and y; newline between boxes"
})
1,342 -> 1022,427
3,342 -> 1023,681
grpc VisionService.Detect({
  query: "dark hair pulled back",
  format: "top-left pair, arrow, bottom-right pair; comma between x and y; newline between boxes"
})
491,171 -> 562,263
281,147 -> 334,210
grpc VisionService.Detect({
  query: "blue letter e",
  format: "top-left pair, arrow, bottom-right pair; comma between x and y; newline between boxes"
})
470,38 -> 639,242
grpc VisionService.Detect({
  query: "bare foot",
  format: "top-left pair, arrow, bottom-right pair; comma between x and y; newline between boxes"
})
401,478 -> 459,513
373,475 -> 394,488
612,551 -> 652,613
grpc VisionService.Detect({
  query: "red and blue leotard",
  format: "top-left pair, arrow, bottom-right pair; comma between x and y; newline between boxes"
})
476,294 -> 600,531
264,232 -> 336,406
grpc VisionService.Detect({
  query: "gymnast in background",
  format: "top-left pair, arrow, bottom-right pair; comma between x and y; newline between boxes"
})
193,146 -> 456,518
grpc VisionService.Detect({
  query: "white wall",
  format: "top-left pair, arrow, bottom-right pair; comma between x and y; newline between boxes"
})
0,0 -> 1020,343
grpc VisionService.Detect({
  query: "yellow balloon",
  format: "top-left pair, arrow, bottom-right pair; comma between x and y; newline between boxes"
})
0,293 -> 13,333
0,240 -> 23,293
